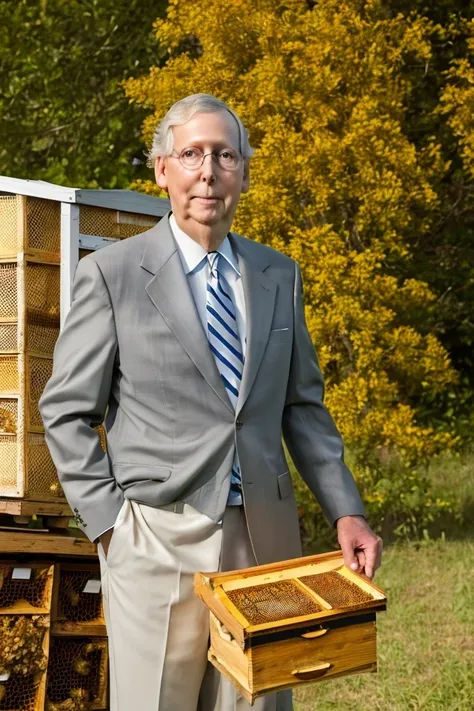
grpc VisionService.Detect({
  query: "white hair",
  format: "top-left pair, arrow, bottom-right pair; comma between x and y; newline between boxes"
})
147,94 -> 254,167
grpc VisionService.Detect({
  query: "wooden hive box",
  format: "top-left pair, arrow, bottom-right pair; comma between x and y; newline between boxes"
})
0,614 -> 50,711
51,563 -> 105,637
0,194 -> 62,502
0,561 -> 54,614
195,550 -> 387,705
0,191 -> 159,503
46,637 -> 108,710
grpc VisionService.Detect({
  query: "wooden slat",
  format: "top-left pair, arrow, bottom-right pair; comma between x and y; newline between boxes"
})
194,574 -> 246,649
293,578 -> 332,610
0,499 -> 72,516
90,639 -> 108,710
36,622 -> 51,711
51,622 -> 107,637
208,614 -> 249,690
0,529 -> 97,556
207,550 -> 344,589
220,558 -> 343,592
338,567 -> 387,599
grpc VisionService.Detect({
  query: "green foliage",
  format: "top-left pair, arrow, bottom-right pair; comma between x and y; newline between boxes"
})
0,0 -> 167,188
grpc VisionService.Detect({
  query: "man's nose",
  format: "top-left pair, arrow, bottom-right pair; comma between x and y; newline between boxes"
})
200,153 -> 217,183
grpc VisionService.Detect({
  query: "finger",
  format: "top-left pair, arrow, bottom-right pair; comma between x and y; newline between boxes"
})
355,549 -> 366,574
339,537 -> 359,572
364,543 -> 378,580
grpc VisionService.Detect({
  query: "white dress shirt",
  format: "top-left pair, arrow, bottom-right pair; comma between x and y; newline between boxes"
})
169,214 -> 247,357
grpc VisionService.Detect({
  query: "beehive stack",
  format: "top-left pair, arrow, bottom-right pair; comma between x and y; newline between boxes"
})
0,561 -> 108,711
0,193 -> 159,502
0,195 -> 61,500
47,563 -> 107,710
0,561 -> 54,711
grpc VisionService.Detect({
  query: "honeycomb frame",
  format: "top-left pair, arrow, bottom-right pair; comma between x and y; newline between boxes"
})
52,564 -> 105,635
0,562 -> 54,614
0,616 -> 49,711
46,637 -> 108,711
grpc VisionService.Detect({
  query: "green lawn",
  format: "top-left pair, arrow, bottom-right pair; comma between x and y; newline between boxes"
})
294,539 -> 474,710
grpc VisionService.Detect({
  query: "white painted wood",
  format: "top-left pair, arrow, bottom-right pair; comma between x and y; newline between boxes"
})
0,176 -> 78,203
0,175 -> 170,215
60,203 -> 80,329
75,189 -> 170,215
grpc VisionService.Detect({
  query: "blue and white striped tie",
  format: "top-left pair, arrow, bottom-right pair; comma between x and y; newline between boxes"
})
207,252 -> 243,502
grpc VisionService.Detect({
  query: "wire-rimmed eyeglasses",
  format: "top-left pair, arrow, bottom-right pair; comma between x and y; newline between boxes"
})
170,147 -> 242,171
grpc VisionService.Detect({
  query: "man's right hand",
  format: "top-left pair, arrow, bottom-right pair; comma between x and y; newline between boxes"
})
99,529 -> 114,559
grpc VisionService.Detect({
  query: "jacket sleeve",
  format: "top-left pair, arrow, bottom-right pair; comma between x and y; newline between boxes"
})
39,256 -> 124,542
282,262 -> 365,526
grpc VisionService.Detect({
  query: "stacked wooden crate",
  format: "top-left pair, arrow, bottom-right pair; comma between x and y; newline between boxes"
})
0,192 -> 160,503
0,561 -> 53,711
48,563 -> 107,710
0,181 -> 167,710
0,195 -> 61,501
0,561 -> 107,711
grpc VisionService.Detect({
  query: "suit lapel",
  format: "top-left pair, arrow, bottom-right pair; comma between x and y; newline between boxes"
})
232,235 -> 277,414
141,216 -> 233,413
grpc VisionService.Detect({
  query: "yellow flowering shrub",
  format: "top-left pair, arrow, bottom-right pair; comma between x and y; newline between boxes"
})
440,21 -> 474,180
126,0 -> 461,537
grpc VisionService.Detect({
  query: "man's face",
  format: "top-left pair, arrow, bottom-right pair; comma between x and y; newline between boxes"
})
155,111 -> 250,237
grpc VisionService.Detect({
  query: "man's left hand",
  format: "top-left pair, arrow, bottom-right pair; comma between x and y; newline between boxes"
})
336,515 -> 383,580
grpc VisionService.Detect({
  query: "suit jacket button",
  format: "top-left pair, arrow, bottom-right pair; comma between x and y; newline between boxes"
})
236,420 -> 243,430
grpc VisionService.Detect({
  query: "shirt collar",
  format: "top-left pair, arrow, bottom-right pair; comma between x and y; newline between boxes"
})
169,213 -> 240,277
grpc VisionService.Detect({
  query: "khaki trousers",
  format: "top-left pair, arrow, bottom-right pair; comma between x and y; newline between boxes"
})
98,500 -> 293,711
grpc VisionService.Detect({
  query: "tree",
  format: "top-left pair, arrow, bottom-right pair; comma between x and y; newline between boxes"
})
126,0 -> 467,536
0,0 -> 166,188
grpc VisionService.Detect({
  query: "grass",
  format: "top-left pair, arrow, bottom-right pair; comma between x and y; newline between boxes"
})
294,538 -> 474,711
427,450 -> 474,539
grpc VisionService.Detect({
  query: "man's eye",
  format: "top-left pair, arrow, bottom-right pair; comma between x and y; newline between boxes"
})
183,148 -> 199,159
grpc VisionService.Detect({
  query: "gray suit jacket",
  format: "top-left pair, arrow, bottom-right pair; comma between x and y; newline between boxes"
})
39,214 -> 364,564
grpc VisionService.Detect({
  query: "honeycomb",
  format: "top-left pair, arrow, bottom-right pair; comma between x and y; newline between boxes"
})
0,264 -> 18,320
0,196 -> 20,256
57,570 -> 103,624
299,571 -> 374,608
47,639 -> 107,709
0,324 -> 18,353
79,205 -> 157,239
0,357 -> 19,393
0,616 -> 48,678
26,313 -> 59,356
225,580 -> 322,625
0,567 -> 51,610
0,674 -> 40,711
25,199 -> 60,255
26,433 -> 61,499
0,435 -> 18,492
27,356 -> 53,429
0,400 -> 17,435
25,264 -> 60,319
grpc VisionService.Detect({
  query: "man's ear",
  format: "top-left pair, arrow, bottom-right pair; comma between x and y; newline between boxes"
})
155,157 -> 168,191
242,159 -> 250,193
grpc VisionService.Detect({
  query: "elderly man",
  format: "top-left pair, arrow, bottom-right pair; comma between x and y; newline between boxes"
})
39,94 -> 382,711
